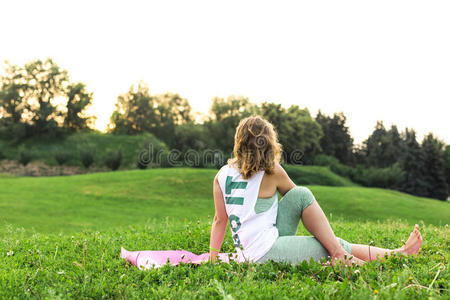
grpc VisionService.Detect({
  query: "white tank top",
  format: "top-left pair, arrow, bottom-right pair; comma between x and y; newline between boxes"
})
217,164 -> 279,262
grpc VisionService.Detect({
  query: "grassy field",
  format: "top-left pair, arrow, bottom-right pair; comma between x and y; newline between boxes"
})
1,168 -> 449,298
0,168 -> 448,235
1,218 -> 448,298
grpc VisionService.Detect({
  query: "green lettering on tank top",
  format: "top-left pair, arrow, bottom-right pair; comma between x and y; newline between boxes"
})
225,197 -> 244,205
225,176 -> 247,194
232,233 -> 241,248
225,176 -> 247,205
229,214 -> 241,232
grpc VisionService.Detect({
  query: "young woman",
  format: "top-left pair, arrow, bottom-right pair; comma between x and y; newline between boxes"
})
209,116 -> 423,266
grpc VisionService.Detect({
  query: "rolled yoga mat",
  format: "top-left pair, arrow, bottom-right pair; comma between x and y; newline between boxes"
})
120,247 -> 245,270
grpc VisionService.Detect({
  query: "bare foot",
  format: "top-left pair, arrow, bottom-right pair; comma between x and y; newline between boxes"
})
330,251 -> 365,266
397,224 -> 423,256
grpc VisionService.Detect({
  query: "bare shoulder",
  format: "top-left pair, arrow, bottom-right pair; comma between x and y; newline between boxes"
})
273,162 -> 288,177
264,162 -> 288,182
272,162 -> 296,195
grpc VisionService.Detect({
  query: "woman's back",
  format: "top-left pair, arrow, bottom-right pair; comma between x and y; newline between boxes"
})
216,163 -> 279,262
257,163 -> 296,199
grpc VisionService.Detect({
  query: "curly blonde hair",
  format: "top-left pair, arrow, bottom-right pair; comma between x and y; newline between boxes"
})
228,116 -> 282,179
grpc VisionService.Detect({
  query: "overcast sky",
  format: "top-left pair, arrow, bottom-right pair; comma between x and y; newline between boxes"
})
1,0 -> 449,144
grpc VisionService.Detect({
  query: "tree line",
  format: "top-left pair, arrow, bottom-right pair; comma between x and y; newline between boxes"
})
1,58 -> 449,200
0,58 -> 95,142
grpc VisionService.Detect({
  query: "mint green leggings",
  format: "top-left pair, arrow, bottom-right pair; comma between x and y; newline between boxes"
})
256,186 -> 352,264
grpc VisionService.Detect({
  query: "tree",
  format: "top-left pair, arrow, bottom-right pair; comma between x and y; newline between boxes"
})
363,122 -> 405,168
261,103 -> 322,164
315,111 -> 354,164
0,62 -> 29,141
399,129 -> 428,197
151,92 -> 192,145
444,145 -> 450,194
209,96 -> 258,122
108,82 -> 192,145
421,134 -> 448,200
363,121 -> 389,167
64,83 -> 95,131
204,96 -> 259,154
108,82 -> 154,135
1,59 -> 94,140
0,62 -> 27,123
172,123 -> 211,152
23,58 -> 69,136
384,125 -> 404,166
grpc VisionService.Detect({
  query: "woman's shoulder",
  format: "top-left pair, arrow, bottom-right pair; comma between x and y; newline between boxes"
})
215,164 -> 230,180
266,162 -> 292,186
270,162 -> 285,176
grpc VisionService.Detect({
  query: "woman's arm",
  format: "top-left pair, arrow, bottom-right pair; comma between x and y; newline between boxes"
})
275,163 -> 296,196
209,173 -> 228,262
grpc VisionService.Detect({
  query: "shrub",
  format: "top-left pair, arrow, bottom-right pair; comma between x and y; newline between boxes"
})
159,151 -> 172,168
53,148 -> 71,166
136,155 -> 148,169
136,137 -> 166,169
104,148 -> 122,171
313,154 -> 340,166
0,148 -> 5,160
171,124 -> 212,151
353,163 -> 405,189
79,146 -> 96,169
314,154 -> 355,178
18,146 -> 33,166
0,122 -> 28,143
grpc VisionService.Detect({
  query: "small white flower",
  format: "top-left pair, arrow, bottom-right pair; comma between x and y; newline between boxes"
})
7,250 -> 14,256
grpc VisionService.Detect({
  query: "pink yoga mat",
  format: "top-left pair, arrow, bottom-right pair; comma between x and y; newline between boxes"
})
120,247 -> 245,270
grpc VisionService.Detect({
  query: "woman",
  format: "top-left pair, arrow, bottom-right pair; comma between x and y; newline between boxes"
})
209,116 -> 422,266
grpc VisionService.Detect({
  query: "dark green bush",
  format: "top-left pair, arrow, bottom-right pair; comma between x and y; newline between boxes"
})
158,150 -> 178,168
0,122 -> 28,143
53,148 -> 71,166
313,154 -> 406,190
18,146 -> 33,166
104,148 -> 122,171
313,154 -> 340,166
313,154 -> 355,178
0,148 -> 5,160
79,146 -> 96,169
353,163 -> 405,189
136,156 -> 148,169
171,123 -> 212,151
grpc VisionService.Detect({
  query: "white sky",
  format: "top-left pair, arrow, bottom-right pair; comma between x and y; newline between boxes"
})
1,0 -> 449,144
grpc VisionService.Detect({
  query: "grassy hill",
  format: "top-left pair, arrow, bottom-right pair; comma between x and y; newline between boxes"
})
284,164 -> 357,187
0,168 -> 449,298
0,168 -> 448,235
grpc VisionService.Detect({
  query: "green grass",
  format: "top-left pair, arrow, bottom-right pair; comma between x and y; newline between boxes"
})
1,218 -> 448,298
0,168 -> 448,236
1,168 -> 449,298
0,131 -> 167,168
284,165 -> 357,187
